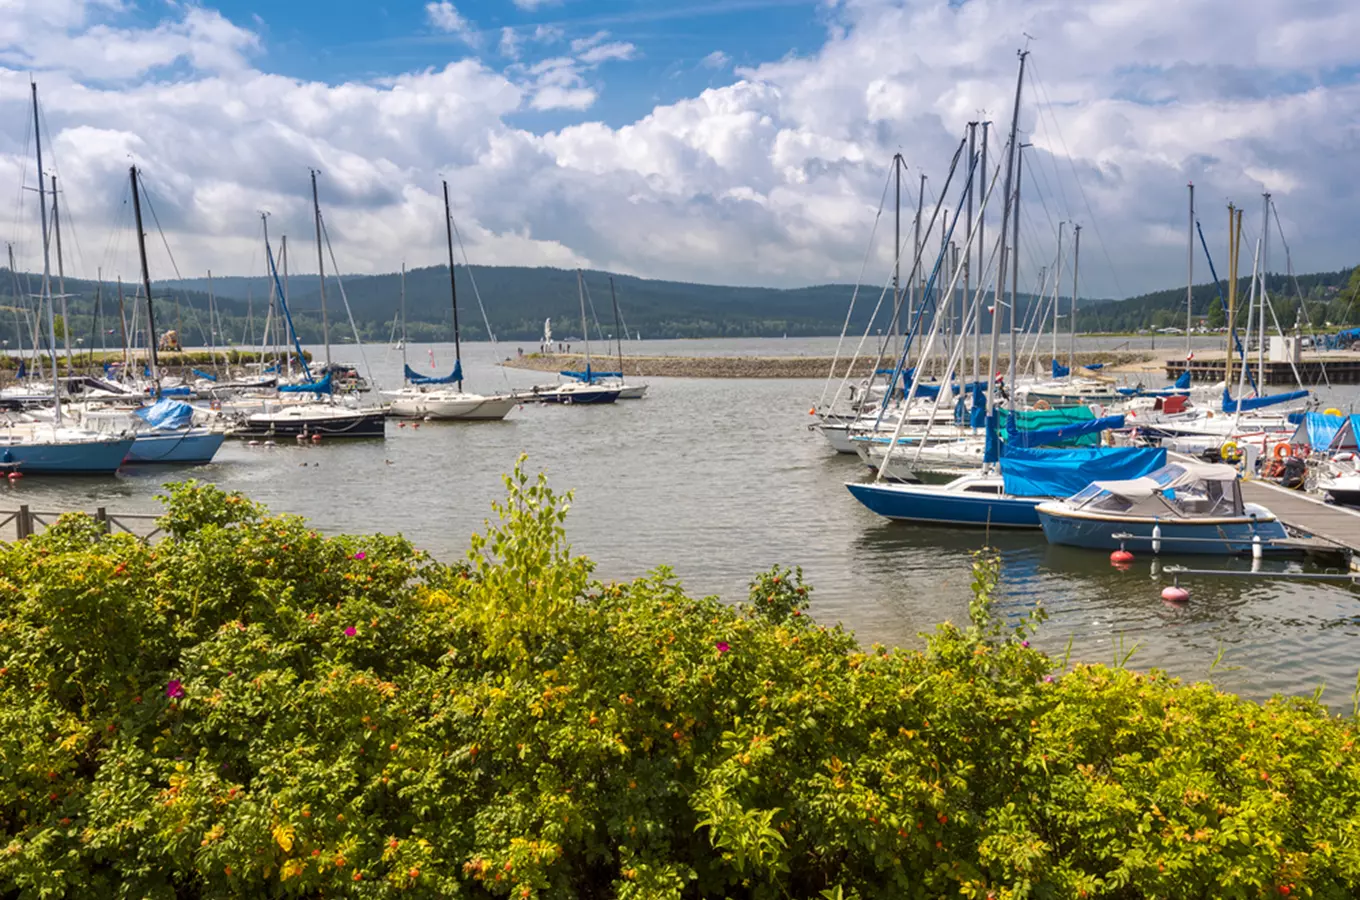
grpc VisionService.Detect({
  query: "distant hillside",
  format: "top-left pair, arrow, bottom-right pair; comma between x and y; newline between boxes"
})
1,262 -> 1356,350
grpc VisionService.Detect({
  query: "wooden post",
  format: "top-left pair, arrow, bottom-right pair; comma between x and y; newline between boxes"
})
17,504 -> 30,540
96,506 -> 108,534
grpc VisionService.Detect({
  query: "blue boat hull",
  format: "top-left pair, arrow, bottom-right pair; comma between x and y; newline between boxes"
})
540,388 -> 620,405
0,437 -> 135,475
1037,510 -> 1288,555
846,482 -> 1042,528
125,430 -> 226,465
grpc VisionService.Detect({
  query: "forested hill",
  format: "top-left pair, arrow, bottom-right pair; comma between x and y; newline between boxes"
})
0,262 -> 1355,347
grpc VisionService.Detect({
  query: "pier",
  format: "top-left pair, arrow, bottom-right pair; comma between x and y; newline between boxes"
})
1166,350 -> 1360,385
1239,480 -> 1360,567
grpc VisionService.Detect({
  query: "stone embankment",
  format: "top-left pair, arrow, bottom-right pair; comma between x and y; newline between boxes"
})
503,351 -> 1157,379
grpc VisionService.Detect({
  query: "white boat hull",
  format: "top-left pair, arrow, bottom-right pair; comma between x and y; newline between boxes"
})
387,391 -> 517,421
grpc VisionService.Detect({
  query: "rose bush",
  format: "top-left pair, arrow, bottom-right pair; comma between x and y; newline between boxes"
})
0,457 -> 1357,898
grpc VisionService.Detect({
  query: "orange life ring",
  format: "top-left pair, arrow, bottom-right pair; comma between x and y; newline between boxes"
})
1273,443 -> 1293,459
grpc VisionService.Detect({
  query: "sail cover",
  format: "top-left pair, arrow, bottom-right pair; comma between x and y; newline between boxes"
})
560,369 -> 622,381
1006,412 -> 1123,449
1001,446 -> 1168,498
280,372 -> 334,394
1051,360 -> 1070,378
193,368 -> 218,382
135,398 -> 195,430
405,361 -> 462,385
1221,388 -> 1308,413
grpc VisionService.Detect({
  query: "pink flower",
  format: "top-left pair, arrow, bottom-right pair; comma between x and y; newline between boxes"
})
1044,675 -> 1055,683
715,641 -> 730,655
344,626 -> 357,637
354,551 -> 366,561
165,679 -> 185,699
1021,640 -> 1030,649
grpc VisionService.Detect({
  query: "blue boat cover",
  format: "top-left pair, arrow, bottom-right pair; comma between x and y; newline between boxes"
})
406,361 -> 462,385
561,369 -> 622,381
280,372 -> 334,394
968,381 -> 987,428
160,386 -> 193,397
1221,388 -> 1309,413
1174,370 -> 1191,390
983,411 -> 1002,464
135,398 -> 195,430
1052,360 -> 1070,378
1001,446 -> 1168,498
193,368 -> 217,382
1291,412 -> 1344,450
15,361 -> 25,380
1006,414 -> 1125,449
1085,362 -> 1105,371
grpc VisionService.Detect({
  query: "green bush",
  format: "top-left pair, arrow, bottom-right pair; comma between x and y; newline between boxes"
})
1,460 -> 1358,898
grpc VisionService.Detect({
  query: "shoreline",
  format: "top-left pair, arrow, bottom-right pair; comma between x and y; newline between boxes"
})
502,350 -> 1160,379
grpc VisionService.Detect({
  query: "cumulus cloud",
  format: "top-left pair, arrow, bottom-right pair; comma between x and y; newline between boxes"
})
510,0 -> 560,9
0,0 -> 1356,299
700,50 -> 731,70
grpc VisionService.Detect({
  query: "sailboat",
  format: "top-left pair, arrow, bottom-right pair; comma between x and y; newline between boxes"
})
537,271 -> 621,404
236,179 -> 387,439
385,182 -> 518,421
0,82 -> 135,475
594,277 -> 648,399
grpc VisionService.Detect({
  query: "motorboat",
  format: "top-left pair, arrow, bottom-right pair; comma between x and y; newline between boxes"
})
387,386 -> 518,420
1036,461 -> 1287,555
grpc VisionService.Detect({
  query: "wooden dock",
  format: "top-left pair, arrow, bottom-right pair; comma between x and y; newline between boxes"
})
1240,480 -> 1360,566
1166,351 -> 1360,385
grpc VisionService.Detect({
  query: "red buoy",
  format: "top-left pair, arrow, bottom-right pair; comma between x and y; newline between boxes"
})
1110,549 -> 1134,565
7,471 -> 22,481
1161,585 -> 1190,604
311,433 -> 323,443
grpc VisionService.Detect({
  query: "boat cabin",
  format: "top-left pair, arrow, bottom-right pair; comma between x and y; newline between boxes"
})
1062,462 -> 1244,519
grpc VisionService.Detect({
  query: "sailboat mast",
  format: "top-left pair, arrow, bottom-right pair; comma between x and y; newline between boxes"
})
31,82 -> 62,422
117,277 -> 128,365
610,276 -> 624,381
964,122 -> 976,380
1009,143 -> 1025,394
93,270 -> 103,365
442,180 -> 464,390
7,244 -> 30,377
400,263 -> 409,377
1052,221 -> 1064,367
1070,224 -> 1081,371
310,169 -> 331,369
976,122 -> 988,386
893,153 -> 901,327
129,166 -> 160,391
1226,204 -> 1237,388
577,270 -> 591,374
912,173 -> 924,331
207,269 -> 219,372
1186,183 -> 1194,364
281,235 -> 290,376
988,50 -> 1027,414
1259,192 -> 1270,380
50,174 -> 74,371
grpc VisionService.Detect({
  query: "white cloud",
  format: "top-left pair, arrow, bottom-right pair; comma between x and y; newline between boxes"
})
498,26 -> 520,59
424,1 -> 476,44
701,50 -> 731,70
576,40 -> 636,65
511,0 -> 560,9
0,0 -> 1356,299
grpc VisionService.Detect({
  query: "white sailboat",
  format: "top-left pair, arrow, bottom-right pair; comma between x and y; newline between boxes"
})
386,180 -> 517,421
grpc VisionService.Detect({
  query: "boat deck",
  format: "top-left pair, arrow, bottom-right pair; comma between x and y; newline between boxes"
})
1241,479 -> 1360,566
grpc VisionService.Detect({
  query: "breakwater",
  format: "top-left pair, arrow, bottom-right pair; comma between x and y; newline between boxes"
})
503,350 -> 1157,379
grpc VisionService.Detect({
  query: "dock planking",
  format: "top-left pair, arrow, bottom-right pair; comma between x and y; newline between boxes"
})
1241,479 -> 1360,566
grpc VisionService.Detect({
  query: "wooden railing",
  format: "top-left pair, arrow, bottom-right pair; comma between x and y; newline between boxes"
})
0,506 -> 163,543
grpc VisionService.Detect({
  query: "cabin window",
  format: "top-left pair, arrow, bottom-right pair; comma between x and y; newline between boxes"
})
963,484 -> 1002,495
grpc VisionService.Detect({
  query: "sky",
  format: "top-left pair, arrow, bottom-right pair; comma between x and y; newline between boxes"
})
0,0 -> 1357,301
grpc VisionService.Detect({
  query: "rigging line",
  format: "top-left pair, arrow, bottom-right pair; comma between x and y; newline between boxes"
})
34,99 -> 89,278
448,214 -> 518,391
1270,199 -> 1331,384
1028,59 -> 1127,301
135,171 -> 210,346
318,214 -> 380,393
1025,82 -> 1079,225
8,110 -> 33,261
818,157 -> 894,409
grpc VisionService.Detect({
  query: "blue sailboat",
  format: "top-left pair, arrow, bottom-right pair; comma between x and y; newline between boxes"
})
538,271 -> 621,405
123,399 -> 225,465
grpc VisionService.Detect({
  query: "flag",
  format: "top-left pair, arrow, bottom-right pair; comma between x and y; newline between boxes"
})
1186,352 -> 1195,361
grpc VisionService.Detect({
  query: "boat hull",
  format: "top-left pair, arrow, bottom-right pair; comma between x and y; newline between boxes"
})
124,429 -> 226,465
616,384 -> 649,400
847,482 -> 1041,528
539,387 -> 621,405
388,395 -> 517,421
1036,508 -> 1288,555
816,422 -> 859,454
235,411 -> 388,439
0,436 -> 135,475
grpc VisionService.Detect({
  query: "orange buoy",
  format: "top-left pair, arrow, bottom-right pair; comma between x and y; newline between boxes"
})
1161,585 -> 1190,604
7,471 -> 22,481
311,433 -> 322,443
1110,549 -> 1134,565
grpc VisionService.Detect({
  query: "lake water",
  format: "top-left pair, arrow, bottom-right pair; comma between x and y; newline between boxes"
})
7,337 -> 1360,707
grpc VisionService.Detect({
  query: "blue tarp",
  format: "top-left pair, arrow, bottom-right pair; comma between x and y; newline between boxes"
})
983,411 -> 1002,464
1291,412 -> 1344,450
134,398 -> 195,430
15,361 -> 24,380
1052,360 -> 1070,378
1006,414 -> 1126,449
406,361 -> 462,385
1326,328 -> 1360,350
1001,446 -> 1168,498
1085,362 -> 1105,371
1333,415 -> 1360,451
193,368 -> 217,382
967,381 -> 987,428
1174,369 -> 1191,390
1221,388 -> 1309,413
160,386 -> 193,397
279,372 -> 334,394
